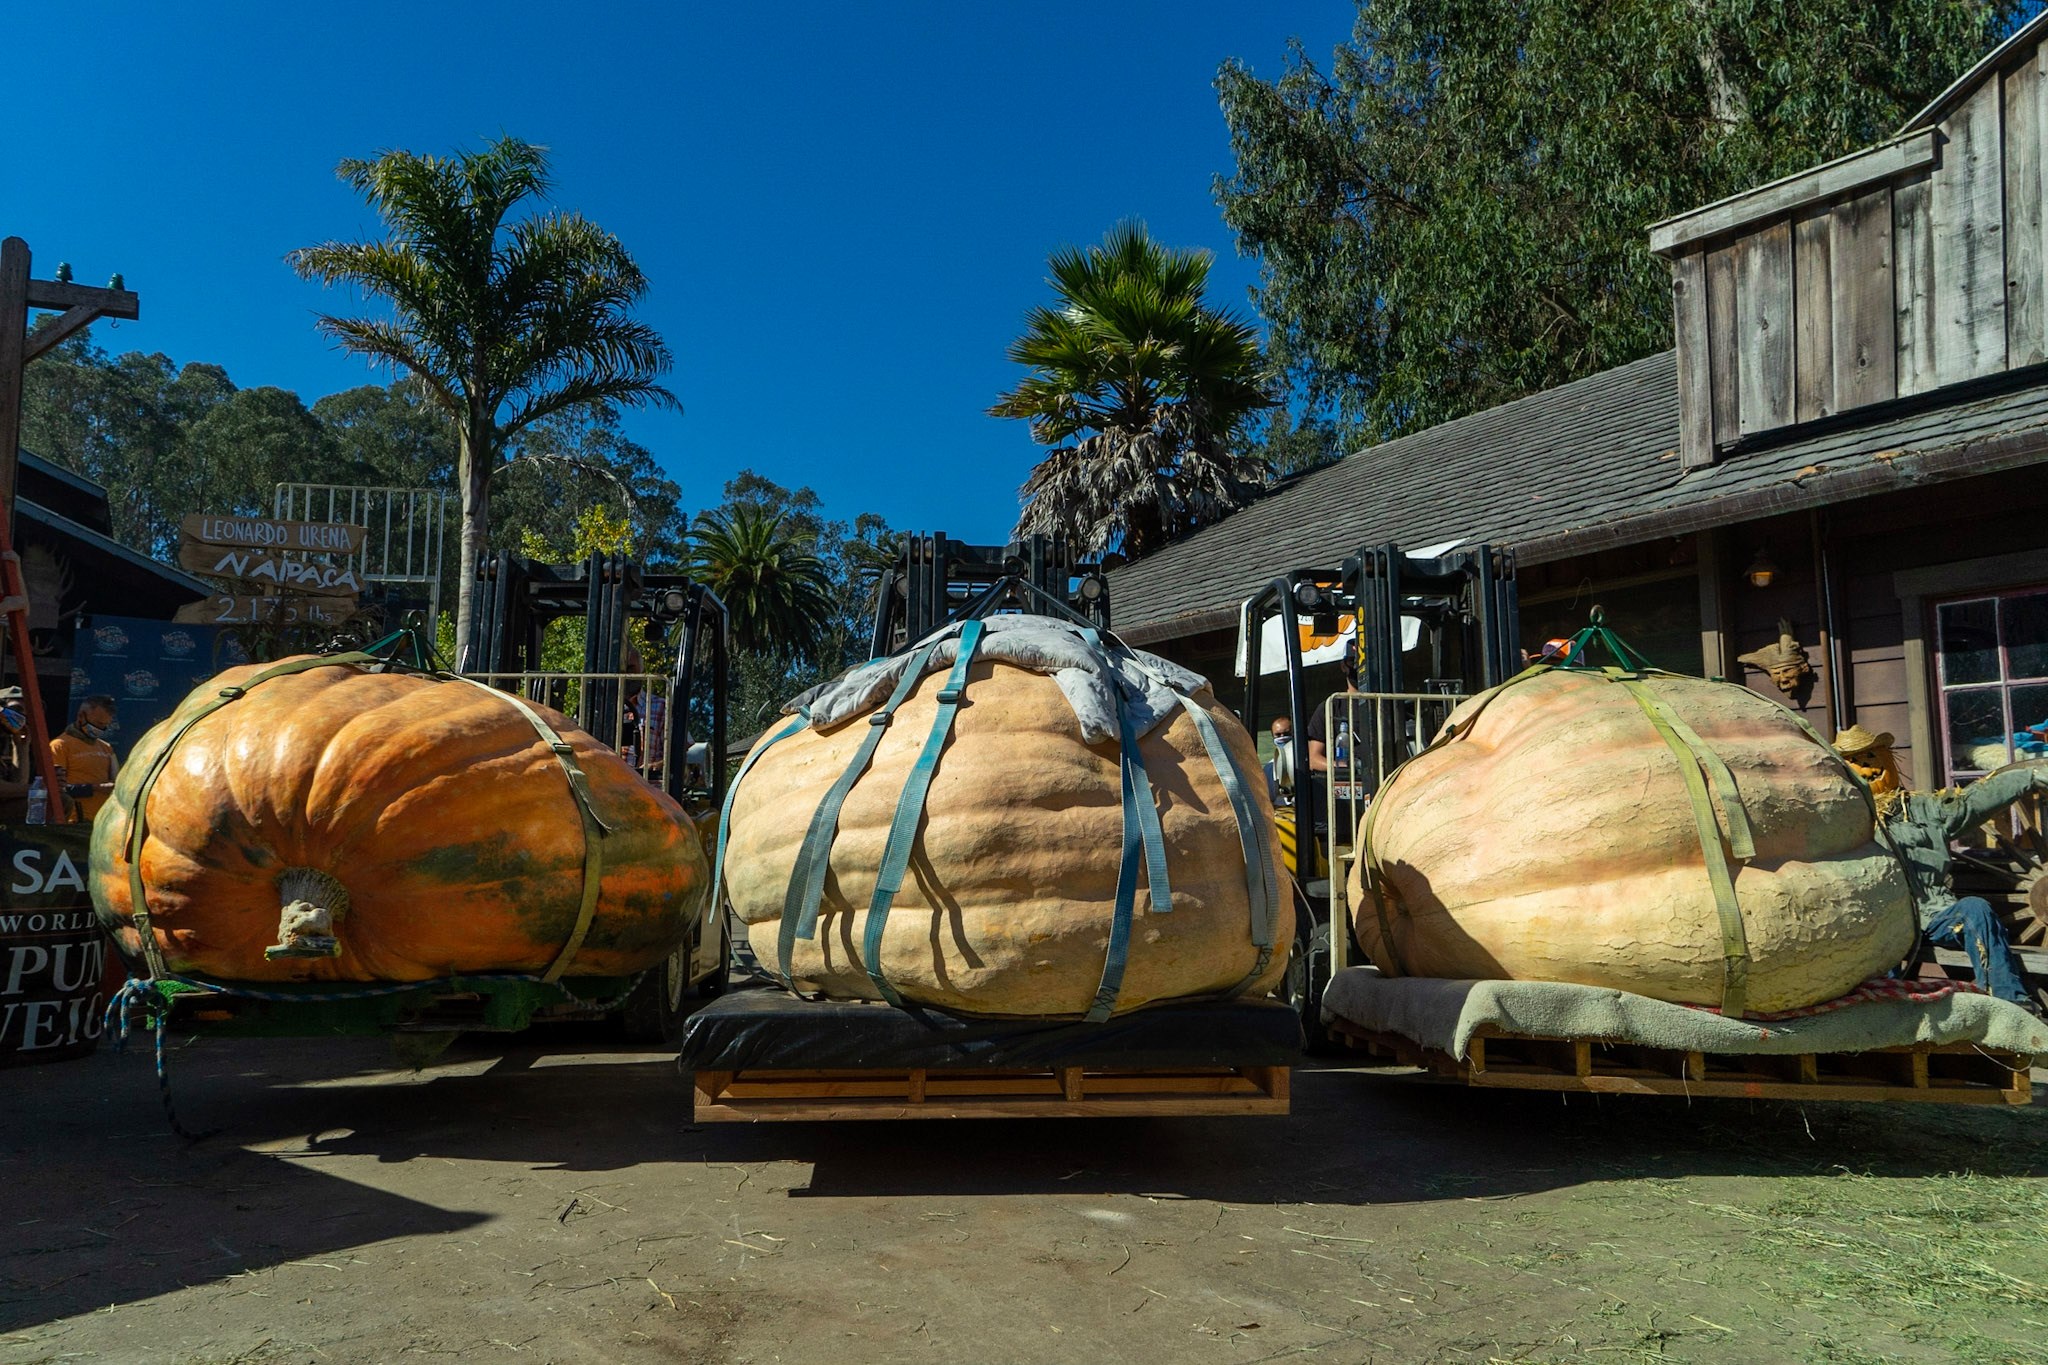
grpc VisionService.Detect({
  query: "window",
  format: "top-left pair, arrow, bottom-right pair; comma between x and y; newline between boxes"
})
1934,586 -> 2048,787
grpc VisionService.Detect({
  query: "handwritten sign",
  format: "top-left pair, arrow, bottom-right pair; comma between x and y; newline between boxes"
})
176,542 -> 364,597
180,514 -> 366,555
172,595 -> 358,627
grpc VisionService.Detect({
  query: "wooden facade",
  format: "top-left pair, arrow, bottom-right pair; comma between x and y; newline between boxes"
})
1653,22 -> 2048,467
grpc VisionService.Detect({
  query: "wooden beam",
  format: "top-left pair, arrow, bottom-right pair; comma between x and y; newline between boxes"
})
1650,131 -> 1939,255
1931,80 -> 2008,385
1671,252 -> 1714,468
20,277 -> 138,320
21,305 -> 100,361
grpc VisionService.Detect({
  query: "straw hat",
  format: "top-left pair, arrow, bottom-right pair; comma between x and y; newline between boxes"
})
1833,723 -> 1894,757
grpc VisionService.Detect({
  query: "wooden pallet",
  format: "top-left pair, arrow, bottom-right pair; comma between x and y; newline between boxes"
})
1328,1019 -> 2031,1105
690,1064 -> 1292,1121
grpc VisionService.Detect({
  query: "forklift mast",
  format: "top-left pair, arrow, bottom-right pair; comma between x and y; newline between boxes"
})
869,533 -> 1110,658
464,550 -> 730,812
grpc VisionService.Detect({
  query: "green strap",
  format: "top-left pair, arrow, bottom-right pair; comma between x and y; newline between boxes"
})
708,714 -> 808,923
449,677 -> 614,984
778,634 -> 950,988
860,620 -> 986,1006
122,651 -> 378,981
1624,682 -> 1756,861
1618,679 -> 1751,1017
122,651 -> 615,987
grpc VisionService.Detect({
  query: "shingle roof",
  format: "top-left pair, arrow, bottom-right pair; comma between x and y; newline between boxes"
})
1108,350 -> 2048,640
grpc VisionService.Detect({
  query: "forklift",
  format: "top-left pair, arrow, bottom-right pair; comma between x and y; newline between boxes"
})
1238,542 -> 1520,1042
678,533 -> 1301,1121
465,549 -> 733,1040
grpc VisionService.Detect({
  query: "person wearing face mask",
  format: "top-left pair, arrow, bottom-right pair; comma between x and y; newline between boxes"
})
1834,723 -> 2046,1012
0,686 -> 31,822
1265,715 -> 1296,807
51,696 -> 119,823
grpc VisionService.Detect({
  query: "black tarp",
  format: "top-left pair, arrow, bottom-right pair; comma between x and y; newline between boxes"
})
678,987 -> 1303,1073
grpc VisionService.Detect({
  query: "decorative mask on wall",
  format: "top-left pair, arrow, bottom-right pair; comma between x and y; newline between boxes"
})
1736,618 -> 1814,697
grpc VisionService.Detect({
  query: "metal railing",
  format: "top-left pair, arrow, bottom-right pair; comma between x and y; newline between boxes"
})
463,669 -> 678,787
1323,689 -> 1468,973
274,483 -> 450,625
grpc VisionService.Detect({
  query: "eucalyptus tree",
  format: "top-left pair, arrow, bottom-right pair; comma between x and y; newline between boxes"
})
1217,0 -> 2027,443
992,222 -> 1271,557
288,135 -> 676,657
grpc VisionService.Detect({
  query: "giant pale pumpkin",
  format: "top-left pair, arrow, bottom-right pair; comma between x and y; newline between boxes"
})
722,655 -> 1289,1017
1350,668 -> 1915,1014
91,657 -> 707,982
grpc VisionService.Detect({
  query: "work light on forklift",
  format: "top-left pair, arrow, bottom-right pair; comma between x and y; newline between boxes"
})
1077,573 -> 1107,602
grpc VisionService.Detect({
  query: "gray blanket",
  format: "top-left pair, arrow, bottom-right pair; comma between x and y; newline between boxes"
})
1322,969 -> 2048,1060
786,615 -> 1207,744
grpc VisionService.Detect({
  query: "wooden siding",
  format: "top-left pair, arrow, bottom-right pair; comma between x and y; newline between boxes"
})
1661,31 -> 2048,464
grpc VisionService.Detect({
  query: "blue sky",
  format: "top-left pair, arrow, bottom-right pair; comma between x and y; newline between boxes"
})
7,3 -> 1353,546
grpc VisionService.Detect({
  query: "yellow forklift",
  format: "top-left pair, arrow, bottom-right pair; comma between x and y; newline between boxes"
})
1239,543 -> 1520,1044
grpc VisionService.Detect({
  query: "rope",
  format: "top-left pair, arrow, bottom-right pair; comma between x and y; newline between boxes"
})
103,978 -> 215,1143
100,967 -> 646,1141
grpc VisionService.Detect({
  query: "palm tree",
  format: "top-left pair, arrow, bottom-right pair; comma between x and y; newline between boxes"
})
287,136 -> 677,661
688,504 -> 835,655
992,221 -> 1274,557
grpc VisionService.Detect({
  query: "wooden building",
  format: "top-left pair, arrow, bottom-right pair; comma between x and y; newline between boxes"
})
1109,21 -> 2048,791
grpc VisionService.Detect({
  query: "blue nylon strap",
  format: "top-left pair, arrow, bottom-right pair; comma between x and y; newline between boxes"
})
1084,692 -> 1147,1022
708,714 -> 808,923
1173,689 -> 1282,994
779,633 -> 950,987
1079,628 -> 1171,913
860,620 -> 986,1006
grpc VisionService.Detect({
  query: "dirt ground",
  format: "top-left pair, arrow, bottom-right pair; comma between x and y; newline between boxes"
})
4,1022 -> 2047,1365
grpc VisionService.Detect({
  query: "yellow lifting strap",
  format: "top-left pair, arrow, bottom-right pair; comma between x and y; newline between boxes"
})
447,678 -> 612,984
120,656 -> 610,987
1356,663 -> 1758,1017
1615,676 -> 1754,1019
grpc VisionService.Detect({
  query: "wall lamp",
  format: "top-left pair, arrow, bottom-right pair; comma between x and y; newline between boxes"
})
1745,547 -> 1778,589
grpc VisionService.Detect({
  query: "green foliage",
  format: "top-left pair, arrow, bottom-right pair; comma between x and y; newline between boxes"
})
309,380 -> 458,489
493,403 -> 687,566
994,221 -> 1272,556
1216,0 -> 2036,443
287,134 -> 677,651
688,471 -> 895,733
688,503 -> 834,656
21,330 -> 238,554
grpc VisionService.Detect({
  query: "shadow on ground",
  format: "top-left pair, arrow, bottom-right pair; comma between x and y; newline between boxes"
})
7,1025 -> 2045,1336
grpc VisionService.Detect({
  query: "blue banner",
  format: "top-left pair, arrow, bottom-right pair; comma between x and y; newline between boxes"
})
73,615 -> 251,760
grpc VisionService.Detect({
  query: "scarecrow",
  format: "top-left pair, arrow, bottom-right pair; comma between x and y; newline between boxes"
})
1737,618 -> 1814,698
1833,724 -> 2046,1010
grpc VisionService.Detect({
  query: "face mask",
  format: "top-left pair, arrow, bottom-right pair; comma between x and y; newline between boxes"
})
1273,735 -> 1293,745
81,722 -> 109,741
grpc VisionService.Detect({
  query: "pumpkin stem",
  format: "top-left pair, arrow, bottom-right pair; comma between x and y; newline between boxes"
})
265,867 -> 351,960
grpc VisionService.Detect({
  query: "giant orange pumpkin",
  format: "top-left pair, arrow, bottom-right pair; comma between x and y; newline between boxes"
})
90,657 -> 707,983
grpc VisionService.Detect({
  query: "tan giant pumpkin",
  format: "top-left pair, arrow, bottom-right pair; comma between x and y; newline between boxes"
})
722,658 -> 1289,1017
91,658 -> 708,982
1349,668 -> 1915,1013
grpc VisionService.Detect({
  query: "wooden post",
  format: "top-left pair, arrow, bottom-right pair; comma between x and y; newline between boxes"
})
0,239 -> 29,535
0,236 -> 141,812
